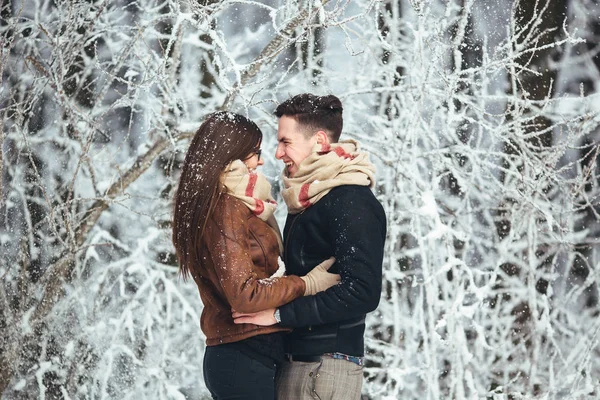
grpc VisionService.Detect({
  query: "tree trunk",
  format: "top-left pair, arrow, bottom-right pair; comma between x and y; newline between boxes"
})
378,0 -> 404,120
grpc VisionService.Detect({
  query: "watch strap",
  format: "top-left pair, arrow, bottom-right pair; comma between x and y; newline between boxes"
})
274,308 -> 282,324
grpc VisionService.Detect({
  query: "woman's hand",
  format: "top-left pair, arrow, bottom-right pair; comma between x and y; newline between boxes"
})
300,257 -> 340,296
232,308 -> 277,326
232,257 -> 339,325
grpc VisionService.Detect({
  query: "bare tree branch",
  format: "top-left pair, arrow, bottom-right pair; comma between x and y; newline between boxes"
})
221,0 -> 330,108
29,1 -> 330,330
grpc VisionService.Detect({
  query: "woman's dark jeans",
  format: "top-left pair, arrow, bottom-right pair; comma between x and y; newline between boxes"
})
203,344 -> 277,400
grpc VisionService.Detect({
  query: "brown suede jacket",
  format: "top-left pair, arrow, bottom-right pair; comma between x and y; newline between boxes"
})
191,194 -> 306,346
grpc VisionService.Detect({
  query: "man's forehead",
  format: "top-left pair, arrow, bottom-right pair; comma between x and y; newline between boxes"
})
276,126 -> 286,140
277,118 -> 300,139
277,130 -> 304,142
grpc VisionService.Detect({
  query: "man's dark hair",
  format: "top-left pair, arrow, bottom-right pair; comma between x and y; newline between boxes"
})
275,93 -> 343,142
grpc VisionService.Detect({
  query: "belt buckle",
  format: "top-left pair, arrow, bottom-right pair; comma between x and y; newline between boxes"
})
286,354 -> 322,363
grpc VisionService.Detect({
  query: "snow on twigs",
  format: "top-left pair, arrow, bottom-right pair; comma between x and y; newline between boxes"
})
1,0 -> 599,399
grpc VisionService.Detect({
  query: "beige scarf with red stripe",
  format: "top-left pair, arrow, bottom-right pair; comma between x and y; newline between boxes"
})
282,140 -> 376,215
221,160 -> 283,253
221,160 -> 278,222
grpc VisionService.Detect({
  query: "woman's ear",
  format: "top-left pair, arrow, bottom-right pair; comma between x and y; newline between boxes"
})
315,130 -> 330,145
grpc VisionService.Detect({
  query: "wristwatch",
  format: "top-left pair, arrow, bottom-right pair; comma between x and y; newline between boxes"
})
274,309 -> 281,324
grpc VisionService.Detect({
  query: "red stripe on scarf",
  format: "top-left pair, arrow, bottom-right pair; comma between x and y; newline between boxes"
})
317,143 -> 331,155
254,199 -> 265,215
334,147 -> 355,160
246,173 -> 258,197
299,183 -> 312,208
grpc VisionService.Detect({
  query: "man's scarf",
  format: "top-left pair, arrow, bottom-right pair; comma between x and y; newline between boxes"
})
282,140 -> 376,215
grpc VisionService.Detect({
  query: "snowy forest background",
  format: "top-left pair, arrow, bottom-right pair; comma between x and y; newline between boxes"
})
1,0 -> 599,398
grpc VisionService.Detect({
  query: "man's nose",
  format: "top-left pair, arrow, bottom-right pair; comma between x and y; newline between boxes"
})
275,143 -> 284,159
257,156 -> 264,166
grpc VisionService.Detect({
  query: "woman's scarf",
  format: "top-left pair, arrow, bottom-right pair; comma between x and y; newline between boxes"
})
221,160 -> 282,252
282,140 -> 376,215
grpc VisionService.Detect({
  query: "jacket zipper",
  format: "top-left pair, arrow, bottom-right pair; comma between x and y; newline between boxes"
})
283,208 -> 312,331
249,229 -> 268,274
284,210 -> 311,330
283,209 -> 305,267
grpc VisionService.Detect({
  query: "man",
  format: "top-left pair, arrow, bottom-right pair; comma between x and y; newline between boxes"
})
233,93 -> 386,399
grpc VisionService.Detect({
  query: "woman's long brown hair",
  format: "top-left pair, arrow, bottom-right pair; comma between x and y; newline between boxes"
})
172,112 -> 262,279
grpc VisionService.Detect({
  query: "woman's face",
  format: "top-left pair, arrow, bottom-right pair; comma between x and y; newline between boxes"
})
243,145 -> 264,171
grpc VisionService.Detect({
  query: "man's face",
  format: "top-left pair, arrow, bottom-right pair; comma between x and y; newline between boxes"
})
275,116 -> 317,177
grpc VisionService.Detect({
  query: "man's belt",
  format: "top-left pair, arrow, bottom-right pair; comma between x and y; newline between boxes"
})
285,354 -> 322,363
285,353 -> 364,366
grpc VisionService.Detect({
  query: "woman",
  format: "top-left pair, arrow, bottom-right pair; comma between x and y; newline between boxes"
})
172,112 -> 339,400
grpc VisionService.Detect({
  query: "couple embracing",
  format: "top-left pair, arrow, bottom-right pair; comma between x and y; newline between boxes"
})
172,93 -> 387,400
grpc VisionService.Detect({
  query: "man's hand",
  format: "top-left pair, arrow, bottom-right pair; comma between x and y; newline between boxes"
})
232,308 -> 277,326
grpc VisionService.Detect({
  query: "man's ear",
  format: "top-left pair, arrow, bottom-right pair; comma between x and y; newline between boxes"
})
315,130 -> 330,145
